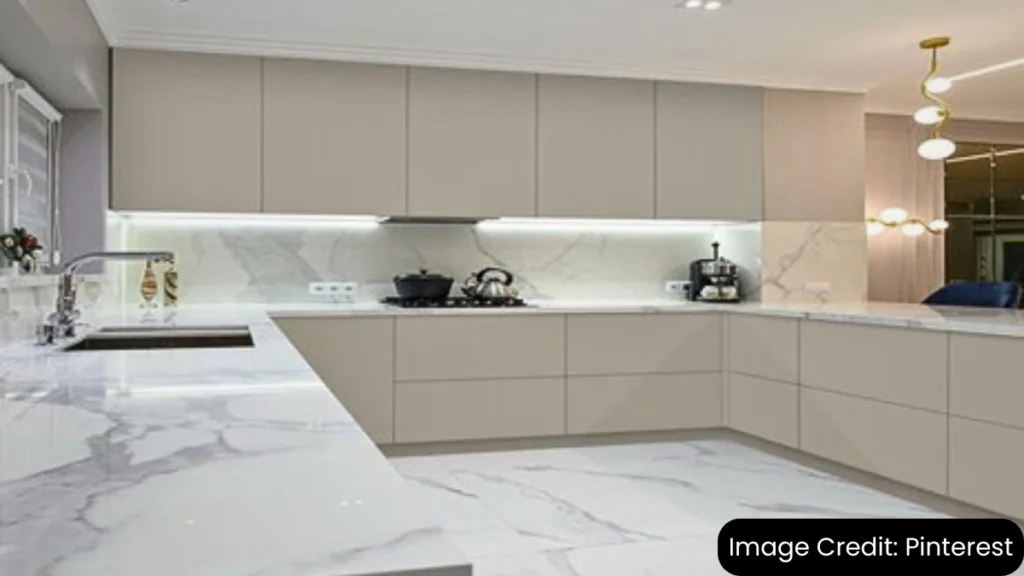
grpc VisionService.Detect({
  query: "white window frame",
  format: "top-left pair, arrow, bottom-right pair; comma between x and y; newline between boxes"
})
1,62 -> 63,268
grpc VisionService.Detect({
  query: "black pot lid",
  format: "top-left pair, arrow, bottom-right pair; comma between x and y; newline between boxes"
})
395,268 -> 451,280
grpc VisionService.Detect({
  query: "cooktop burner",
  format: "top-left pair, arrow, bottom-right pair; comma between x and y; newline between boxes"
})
381,296 -> 529,308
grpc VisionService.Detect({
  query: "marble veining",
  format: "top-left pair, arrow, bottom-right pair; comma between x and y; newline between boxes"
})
391,440 -> 949,576
0,308 -> 469,576
106,217 -> 764,305
761,222 -> 868,305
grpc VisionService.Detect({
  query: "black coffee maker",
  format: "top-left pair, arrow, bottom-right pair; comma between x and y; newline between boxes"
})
687,242 -> 741,303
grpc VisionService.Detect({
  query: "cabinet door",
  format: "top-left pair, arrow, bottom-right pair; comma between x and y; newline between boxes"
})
568,373 -> 721,434
395,378 -> 565,443
799,321 -> 947,412
262,59 -> 406,216
408,68 -> 536,218
274,317 -> 395,444
656,83 -> 764,220
112,49 -> 261,212
800,387 -> 947,494
567,313 -> 720,376
727,315 -> 798,383
395,315 -> 565,381
764,89 -> 864,221
538,76 -> 655,218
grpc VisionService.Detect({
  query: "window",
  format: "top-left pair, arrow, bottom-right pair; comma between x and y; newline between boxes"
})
1,71 -> 62,269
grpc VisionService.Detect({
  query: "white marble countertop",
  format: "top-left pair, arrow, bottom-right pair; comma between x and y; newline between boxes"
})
4,298 -> 1024,575
268,299 -> 1024,338
0,307 -> 469,576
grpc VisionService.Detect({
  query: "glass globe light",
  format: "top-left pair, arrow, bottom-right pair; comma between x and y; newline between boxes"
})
918,137 -> 956,160
913,106 -> 943,125
901,222 -> 927,237
925,77 -> 953,94
879,207 -> 909,225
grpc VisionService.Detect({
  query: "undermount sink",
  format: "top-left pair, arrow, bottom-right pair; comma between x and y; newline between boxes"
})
63,326 -> 254,351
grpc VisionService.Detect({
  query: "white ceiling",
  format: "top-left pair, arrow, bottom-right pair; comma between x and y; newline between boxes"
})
86,0 -> 1024,121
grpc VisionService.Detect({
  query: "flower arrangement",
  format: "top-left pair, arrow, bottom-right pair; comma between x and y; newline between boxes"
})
1,227 -> 43,273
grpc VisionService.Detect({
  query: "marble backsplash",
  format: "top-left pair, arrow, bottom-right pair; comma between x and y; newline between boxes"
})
0,218 -> 867,344
761,222 -> 869,305
104,217 -> 765,306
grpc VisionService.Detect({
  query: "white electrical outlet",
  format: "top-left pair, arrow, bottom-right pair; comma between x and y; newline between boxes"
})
309,281 -> 359,300
664,280 -> 687,294
805,281 -> 832,294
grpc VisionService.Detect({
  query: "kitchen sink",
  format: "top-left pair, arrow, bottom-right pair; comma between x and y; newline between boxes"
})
63,326 -> 254,351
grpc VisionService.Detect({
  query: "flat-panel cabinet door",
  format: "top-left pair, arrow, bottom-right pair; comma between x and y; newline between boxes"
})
538,76 -> 655,218
408,68 -> 536,218
262,59 -> 406,216
112,49 -> 261,212
274,317 -> 395,444
656,82 -> 764,220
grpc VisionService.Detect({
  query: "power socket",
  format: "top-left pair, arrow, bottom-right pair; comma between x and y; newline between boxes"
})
309,281 -> 358,301
664,280 -> 687,294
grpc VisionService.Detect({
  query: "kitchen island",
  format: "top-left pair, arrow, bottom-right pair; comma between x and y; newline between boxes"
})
0,308 -> 470,576
2,300 -> 1022,576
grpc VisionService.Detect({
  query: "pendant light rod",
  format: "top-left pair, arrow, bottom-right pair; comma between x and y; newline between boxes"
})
919,36 -> 951,139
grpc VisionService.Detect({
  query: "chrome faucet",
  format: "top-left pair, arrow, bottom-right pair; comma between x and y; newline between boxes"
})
37,251 -> 175,345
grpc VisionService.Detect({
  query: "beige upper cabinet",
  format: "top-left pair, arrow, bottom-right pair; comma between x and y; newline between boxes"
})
764,89 -> 865,221
408,68 -> 536,218
262,59 -> 406,216
656,83 -> 764,221
112,49 -> 261,212
538,76 -> 655,218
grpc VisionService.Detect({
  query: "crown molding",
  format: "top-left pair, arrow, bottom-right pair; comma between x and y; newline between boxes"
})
84,0 -> 118,44
112,30 -> 871,94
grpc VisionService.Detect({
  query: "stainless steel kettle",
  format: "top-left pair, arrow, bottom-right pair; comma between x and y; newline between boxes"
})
462,267 -> 518,300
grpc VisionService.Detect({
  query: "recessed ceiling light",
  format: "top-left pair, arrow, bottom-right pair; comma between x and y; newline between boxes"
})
705,0 -> 724,9
683,0 -> 703,8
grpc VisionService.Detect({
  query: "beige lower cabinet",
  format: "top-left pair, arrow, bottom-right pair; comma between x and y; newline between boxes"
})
727,315 -> 799,383
567,373 -> 722,434
396,315 -> 565,382
274,317 -> 395,444
949,417 -> 1024,520
728,373 -> 798,448
395,378 -> 566,443
567,313 -> 721,376
799,387 -> 947,494
800,321 -> 947,412
949,333 -> 1024,429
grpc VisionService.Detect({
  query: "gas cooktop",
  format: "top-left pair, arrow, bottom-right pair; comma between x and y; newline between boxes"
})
381,296 -> 529,308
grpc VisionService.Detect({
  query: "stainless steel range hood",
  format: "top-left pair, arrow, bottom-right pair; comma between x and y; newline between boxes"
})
380,215 -> 492,225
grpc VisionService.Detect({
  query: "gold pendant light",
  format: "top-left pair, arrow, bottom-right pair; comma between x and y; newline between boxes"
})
915,37 -> 955,160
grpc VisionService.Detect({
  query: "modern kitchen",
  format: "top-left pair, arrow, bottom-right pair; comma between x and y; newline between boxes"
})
2,1 -> 1024,575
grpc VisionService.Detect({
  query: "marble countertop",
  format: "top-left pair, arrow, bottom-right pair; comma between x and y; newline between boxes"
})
4,298 -> 1024,575
267,299 -> 1024,338
0,307 -> 469,576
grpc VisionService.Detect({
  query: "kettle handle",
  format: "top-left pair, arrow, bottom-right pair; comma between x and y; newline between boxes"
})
475,267 -> 514,286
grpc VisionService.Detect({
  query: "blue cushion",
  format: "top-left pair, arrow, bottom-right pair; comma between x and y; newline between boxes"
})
923,282 -> 1022,308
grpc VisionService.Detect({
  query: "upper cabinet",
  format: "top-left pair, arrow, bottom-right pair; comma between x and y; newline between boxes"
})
408,68 -> 536,218
763,89 -> 865,222
262,59 -> 407,216
538,76 -> 655,219
112,50 -> 261,213
656,83 -> 764,221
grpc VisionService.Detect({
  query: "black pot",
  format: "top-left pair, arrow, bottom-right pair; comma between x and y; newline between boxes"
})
393,269 -> 454,300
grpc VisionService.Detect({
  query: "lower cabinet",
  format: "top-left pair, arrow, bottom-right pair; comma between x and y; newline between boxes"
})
799,387 -> 947,494
274,317 -> 395,444
728,373 -> 798,448
395,378 -> 566,443
567,373 -> 722,434
949,417 -> 1024,520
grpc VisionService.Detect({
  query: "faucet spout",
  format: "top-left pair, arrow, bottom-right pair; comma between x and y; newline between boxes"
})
38,250 -> 176,345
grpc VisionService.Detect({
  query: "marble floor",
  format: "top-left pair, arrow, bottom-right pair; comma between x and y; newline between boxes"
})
389,439 -> 950,576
